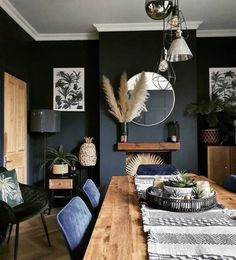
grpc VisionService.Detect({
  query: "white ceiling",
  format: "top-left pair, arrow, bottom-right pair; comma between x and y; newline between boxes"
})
1,0 -> 236,40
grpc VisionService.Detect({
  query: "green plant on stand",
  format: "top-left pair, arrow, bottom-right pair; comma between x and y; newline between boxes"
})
46,145 -> 78,175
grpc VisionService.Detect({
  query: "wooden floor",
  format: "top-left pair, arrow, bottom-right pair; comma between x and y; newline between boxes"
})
0,209 -> 70,260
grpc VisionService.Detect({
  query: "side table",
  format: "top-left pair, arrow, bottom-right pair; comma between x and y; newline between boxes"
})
48,170 -> 80,210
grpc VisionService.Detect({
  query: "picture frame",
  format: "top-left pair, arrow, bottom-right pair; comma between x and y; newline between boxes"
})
209,67 -> 236,101
53,68 -> 85,111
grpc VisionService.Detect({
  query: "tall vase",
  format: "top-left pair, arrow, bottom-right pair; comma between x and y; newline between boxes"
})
119,122 -> 128,143
79,137 -> 97,166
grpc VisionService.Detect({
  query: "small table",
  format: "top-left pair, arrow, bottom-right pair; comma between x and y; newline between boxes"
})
48,170 -> 80,208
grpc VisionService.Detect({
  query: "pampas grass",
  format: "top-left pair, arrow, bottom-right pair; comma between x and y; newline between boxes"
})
102,72 -> 149,123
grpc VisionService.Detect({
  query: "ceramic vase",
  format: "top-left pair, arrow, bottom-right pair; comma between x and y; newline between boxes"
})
79,137 -> 97,166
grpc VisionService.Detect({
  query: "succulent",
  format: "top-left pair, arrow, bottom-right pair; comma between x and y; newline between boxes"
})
191,187 -> 204,199
163,171 -> 196,188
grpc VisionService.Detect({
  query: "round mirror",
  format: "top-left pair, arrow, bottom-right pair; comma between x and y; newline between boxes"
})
127,72 -> 175,126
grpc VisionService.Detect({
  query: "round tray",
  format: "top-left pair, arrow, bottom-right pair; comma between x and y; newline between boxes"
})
146,186 -> 217,212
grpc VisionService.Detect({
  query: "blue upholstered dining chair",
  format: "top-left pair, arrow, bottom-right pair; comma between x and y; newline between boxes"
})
223,175 -> 236,193
136,164 -> 178,175
82,179 -> 101,212
56,196 -> 94,260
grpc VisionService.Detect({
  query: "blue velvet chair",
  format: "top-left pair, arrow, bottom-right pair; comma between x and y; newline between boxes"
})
82,179 -> 101,211
136,164 -> 178,175
56,196 -> 94,260
223,175 -> 236,193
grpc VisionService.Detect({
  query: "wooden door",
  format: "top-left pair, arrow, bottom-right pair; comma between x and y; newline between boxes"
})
207,146 -> 230,185
230,147 -> 236,173
4,72 -> 27,184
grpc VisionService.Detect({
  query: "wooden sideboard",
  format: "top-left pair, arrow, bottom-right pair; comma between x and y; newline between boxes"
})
208,146 -> 236,185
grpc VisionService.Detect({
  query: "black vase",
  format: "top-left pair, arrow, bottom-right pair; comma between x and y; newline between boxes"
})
119,122 -> 128,143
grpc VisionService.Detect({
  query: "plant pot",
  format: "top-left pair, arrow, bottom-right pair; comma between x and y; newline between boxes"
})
200,129 -> 220,144
163,185 -> 193,197
52,163 -> 69,175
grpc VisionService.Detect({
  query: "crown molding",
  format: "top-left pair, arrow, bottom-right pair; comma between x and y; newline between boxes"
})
34,33 -> 98,41
0,0 -> 98,41
94,21 -> 203,32
0,0 -> 38,39
197,29 -> 236,37
1,0 -> 236,40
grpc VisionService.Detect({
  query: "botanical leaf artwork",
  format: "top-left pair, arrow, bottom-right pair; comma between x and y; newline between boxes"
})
53,68 -> 85,111
209,68 -> 236,103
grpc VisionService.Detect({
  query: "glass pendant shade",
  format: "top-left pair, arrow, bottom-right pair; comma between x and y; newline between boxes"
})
167,29 -> 193,62
152,48 -> 176,89
145,0 -> 172,20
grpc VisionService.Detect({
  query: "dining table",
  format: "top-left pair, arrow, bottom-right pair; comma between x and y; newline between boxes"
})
83,175 -> 236,260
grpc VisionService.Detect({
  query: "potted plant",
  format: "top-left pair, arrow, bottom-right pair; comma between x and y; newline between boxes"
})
46,145 -> 78,174
163,171 -> 196,197
184,94 -> 225,144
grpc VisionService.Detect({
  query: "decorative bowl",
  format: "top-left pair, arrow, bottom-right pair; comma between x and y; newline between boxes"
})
163,185 -> 193,197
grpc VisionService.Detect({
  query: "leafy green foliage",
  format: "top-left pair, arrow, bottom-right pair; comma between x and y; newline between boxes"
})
185,94 -> 226,128
45,145 -> 78,169
163,171 -> 196,188
191,187 -> 204,199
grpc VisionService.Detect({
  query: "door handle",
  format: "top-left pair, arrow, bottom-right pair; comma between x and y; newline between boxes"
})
4,156 -> 12,167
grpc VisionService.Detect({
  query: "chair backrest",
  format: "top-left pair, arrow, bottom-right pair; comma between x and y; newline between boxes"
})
57,197 -> 93,259
82,179 -> 100,209
223,175 -> 236,193
136,164 -> 178,175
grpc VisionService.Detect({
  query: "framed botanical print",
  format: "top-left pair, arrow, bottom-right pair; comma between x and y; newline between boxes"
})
209,67 -> 236,101
53,68 -> 85,111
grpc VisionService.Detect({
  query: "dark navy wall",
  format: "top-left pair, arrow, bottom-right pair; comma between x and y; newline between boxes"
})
99,31 -> 198,189
1,6 -> 235,189
197,37 -> 236,175
0,8 -> 33,166
28,41 -> 99,184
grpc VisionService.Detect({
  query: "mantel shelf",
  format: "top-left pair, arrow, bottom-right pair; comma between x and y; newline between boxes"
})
117,142 -> 180,152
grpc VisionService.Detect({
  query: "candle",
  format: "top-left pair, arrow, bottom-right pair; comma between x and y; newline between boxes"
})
196,181 -> 211,197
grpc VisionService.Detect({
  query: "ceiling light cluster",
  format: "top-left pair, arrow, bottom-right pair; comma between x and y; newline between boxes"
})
145,0 -> 192,88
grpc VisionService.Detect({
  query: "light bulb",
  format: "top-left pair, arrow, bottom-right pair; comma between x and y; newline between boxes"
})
159,59 -> 169,72
169,15 -> 179,27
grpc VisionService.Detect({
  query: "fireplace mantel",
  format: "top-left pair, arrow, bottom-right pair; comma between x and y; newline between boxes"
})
117,142 -> 180,152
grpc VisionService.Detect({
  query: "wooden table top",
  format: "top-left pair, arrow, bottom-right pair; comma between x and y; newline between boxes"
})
84,175 -> 236,260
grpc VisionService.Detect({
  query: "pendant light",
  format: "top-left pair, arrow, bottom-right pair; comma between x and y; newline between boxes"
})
167,27 -> 193,62
153,18 -> 176,89
145,0 -> 172,20
165,0 -> 189,44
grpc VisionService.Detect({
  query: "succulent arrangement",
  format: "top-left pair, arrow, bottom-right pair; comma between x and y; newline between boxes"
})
163,171 -> 196,188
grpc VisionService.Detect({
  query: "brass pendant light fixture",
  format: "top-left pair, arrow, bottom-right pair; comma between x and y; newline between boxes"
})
145,0 -> 193,88
167,27 -> 193,62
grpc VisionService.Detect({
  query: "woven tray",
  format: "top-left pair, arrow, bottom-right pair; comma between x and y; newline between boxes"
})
146,187 -> 217,212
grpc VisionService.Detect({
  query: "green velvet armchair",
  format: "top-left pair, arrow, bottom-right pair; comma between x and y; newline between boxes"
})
0,167 -> 51,260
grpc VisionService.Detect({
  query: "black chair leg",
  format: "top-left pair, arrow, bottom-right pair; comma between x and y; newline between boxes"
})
7,224 -> 13,243
40,213 -> 51,247
14,223 -> 19,260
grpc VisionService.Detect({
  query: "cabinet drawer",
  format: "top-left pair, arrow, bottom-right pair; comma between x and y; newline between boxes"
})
49,179 -> 73,189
